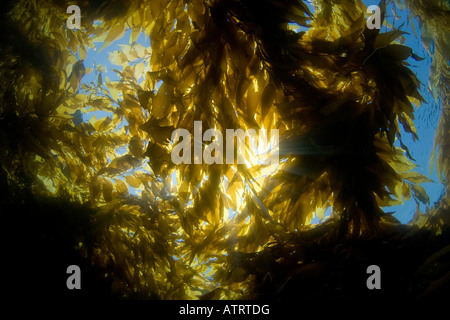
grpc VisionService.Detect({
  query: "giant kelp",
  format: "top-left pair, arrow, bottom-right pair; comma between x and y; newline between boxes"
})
0,0 -> 448,300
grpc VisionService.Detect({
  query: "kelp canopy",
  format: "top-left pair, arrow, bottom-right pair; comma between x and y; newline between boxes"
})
0,0 -> 449,301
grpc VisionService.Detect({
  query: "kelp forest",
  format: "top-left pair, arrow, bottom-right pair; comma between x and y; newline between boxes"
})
0,0 -> 449,304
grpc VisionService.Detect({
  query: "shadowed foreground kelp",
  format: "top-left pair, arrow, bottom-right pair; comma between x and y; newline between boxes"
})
0,0 -> 449,300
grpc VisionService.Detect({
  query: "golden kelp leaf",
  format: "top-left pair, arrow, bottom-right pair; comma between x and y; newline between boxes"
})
130,27 -> 140,44
99,25 -> 126,52
246,82 -> 260,119
137,89 -> 154,110
150,0 -> 161,17
412,184 -> 430,204
125,175 -> 141,188
123,94 -> 143,117
398,113 -> 418,140
140,117 -> 174,142
144,142 -> 172,175
398,72 -> 425,103
108,50 -> 128,66
152,83 -> 173,119
402,183 -> 411,201
119,44 -> 139,61
89,176 -> 102,202
390,149 -> 417,173
69,60 -> 85,92
81,135 -> 93,153
134,62 -> 145,81
110,154 -> 140,171
128,135 -> 144,157
103,179 -> 113,202
236,78 -> 251,107
94,117 -> 114,132
402,171 -> 434,184
115,178 -> 129,194
261,83 -> 276,120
